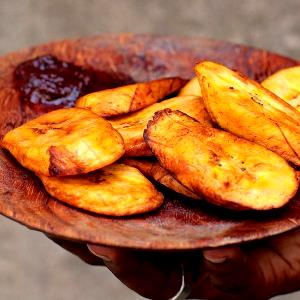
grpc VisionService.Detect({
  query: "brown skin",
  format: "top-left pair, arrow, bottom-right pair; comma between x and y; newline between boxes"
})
48,228 -> 300,300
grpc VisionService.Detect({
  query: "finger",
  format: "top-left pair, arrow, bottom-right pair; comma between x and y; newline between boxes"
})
203,246 -> 250,294
187,265 -> 244,300
88,244 -> 183,300
203,246 -> 246,273
87,244 -> 121,263
46,235 -> 104,265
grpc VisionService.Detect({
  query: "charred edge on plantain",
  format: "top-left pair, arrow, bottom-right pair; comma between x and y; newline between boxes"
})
48,146 -> 63,176
90,175 -> 106,184
48,146 -> 85,176
250,95 -> 264,107
144,108 -> 185,141
32,127 -> 48,135
144,108 -> 203,143
143,109 -> 173,142
129,85 -> 140,111
223,181 -> 231,188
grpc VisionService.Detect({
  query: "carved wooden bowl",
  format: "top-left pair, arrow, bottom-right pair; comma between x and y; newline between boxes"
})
0,34 -> 299,250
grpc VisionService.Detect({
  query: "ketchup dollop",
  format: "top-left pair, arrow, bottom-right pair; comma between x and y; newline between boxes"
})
14,55 -> 94,107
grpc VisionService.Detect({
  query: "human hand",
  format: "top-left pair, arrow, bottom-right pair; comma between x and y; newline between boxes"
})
87,227 -> 300,300
87,244 -> 200,299
47,234 -> 196,299
201,227 -> 300,299
46,235 -> 104,266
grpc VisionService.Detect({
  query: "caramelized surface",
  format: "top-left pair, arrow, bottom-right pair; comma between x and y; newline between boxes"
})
145,109 -> 298,210
123,158 -> 199,199
76,77 -> 186,117
2,108 -> 125,176
110,95 -> 212,156
178,77 -> 202,97
39,164 -> 164,216
262,66 -> 300,111
196,61 -> 300,166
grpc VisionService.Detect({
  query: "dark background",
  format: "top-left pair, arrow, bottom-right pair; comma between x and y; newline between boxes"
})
0,0 -> 299,299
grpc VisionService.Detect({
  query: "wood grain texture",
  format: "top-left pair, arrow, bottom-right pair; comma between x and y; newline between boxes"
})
0,34 -> 299,250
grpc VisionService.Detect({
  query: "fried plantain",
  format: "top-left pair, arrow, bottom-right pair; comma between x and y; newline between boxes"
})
296,170 -> 300,182
196,61 -> 300,166
76,77 -> 186,117
110,95 -> 212,156
2,108 -> 125,176
39,163 -> 163,216
123,158 -> 199,199
144,109 -> 298,210
262,66 -> 300,111
178,77 -> 202,96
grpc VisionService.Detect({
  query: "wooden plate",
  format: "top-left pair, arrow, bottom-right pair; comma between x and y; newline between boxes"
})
0,34 -> 299,250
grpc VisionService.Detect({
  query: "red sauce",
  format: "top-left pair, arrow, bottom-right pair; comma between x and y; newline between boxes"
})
14,55 -> 94,107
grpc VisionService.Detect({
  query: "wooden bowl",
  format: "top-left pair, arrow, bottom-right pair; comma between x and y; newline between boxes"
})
0,34 -> 299,250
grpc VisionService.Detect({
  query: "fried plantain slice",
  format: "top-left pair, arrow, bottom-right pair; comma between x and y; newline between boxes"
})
76,77 -> 186,117
262,66 -> 300,111
144,109 -> 298,210
123,158 -> 199,199
2,108 -> 125,176
110,95 -> 212,156
178,77 -> 202,97
39,163 -> 163,216
296,170 -> 300,182
196,61 -> 300,166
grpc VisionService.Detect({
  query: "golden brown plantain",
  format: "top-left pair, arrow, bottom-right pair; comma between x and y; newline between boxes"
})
123,158 -> 199,199
110,95 -> 212,156
262,66 -> 300,111
296,170 -> 300,182
178,77 -> 202,96
76,77 -> 186,117
2,108 -> 125,176
39,163 -> 163,216
144,109 -> 298,210
196,61 -> 300,166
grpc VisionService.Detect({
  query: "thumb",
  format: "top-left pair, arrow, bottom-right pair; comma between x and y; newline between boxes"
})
203,246 -> 250,294
87,244 -> 183,300
87,244 -> 119,263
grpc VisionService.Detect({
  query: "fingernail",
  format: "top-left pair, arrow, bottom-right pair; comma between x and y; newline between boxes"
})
203,253 -> 226,264
87,244 -> 111,262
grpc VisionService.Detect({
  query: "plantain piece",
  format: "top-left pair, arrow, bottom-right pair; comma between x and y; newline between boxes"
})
2,108 -> 125,176
76,77 -> 186,117
145,109 -> 298,210
196,61 -> 300,166
123,158 -> 199,199
296,170 -> 300,182
262,66 -> 300,111
178,77 -> 202,97
110,95 -> 212,156
39,163 -> 164,216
